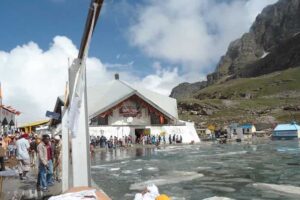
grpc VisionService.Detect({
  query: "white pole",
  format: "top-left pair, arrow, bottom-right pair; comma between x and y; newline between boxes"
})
68,1 -> 99,187
61,108 -> 71,191
71,65 -> 91,187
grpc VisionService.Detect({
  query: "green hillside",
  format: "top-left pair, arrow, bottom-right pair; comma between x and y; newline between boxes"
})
178,67 -> 300,125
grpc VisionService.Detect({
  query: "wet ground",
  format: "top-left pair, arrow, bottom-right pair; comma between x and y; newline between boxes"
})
1,166 -> 61,199
91,140 -> 300,200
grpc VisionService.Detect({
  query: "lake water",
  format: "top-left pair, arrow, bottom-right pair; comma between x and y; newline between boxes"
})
91,140 -> 300,200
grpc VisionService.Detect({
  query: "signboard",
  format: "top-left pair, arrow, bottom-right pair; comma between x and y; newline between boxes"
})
46,111 -> 60,120
119,101 -> 141,117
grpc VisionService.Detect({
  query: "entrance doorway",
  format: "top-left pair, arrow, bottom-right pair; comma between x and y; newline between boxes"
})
135,129 -> 144,143
135,128 -> 150,144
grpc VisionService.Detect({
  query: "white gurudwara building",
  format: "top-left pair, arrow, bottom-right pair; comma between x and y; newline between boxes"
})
88,74 -> 200,143
51,74 -> 200,143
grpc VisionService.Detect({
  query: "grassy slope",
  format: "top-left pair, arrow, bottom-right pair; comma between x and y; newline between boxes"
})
178,67 -> 300,124
196,67 -> 300,98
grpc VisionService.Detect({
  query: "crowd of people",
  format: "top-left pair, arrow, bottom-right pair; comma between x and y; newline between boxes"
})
90,135 -> 134,149
0,132 -> 62,192
90,133 -> 183,150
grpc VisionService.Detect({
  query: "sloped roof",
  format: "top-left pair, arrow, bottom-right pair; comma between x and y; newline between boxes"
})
239,124 -> 254,129
87,80 -> 178,120
274,122 -> 300,131
18,119 -> 49,128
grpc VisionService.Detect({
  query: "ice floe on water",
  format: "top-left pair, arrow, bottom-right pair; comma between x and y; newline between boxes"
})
276,147 -> 300,153
91,164 -> 115,169
110,168 -> 120,171
220,178 -> 253,183
171,197 -> 186,200
197,166 -> 212,170
252,183 -> 300,196
203,196 -> 234,200
130,171 -> 204,190
214,151 -> 247,156
122,168 -> 143,174
147,167 -> 159,171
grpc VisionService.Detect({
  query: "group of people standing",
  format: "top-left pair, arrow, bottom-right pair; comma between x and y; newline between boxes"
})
36,134 -> 62,191
168,134 -> 183,144
137,134 -> 183,145
90,133 -> 184,149
90,135 -> 133,149
0,132 -> 62,192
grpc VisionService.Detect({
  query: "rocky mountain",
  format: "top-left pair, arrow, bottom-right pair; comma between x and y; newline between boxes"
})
170,0 -> 300,100
169,81 -> 207,100
207,0 -> 300,84
170,0 -> 300,125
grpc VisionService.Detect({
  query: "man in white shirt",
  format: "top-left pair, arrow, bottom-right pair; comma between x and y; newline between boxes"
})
16,133 -> 31,180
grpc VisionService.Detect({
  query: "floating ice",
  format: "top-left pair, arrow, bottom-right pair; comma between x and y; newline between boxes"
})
252,183 -> 300,196
147,167 -> 159,171
122,168 -> 142,174
203,196 -> 234,200
214,151 -> 247,156
91,164 -> 115,169
130,171 -> 204,190
221,178 -> 253,183
110,168 -> 120,171
122,170 -> 134,174
196,166 -> 212,170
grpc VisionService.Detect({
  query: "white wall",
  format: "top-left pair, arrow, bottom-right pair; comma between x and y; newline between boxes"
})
89,121 -> 200,144
89,126 -> 132,138
237,126 -> 256,135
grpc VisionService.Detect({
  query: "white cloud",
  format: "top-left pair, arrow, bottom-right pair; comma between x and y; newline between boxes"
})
0,0 -> 279,123
0,36 -> 181,123
105,61 -> 134,68
132,62 -> 184,96
0,36 -> 112,124
129,0 -> 278,74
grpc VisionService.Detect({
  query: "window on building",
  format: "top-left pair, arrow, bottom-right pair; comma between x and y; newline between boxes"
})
150,113 -> 169,125
150,113 -> 160,125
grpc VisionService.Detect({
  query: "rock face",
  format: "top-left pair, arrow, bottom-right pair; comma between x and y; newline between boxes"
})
239,33 -> 300,77
207,0 -> 300,84
170,81 -> 207,100
171,0 -> 300,100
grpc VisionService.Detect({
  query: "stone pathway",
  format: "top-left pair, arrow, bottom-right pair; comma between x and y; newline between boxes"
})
1,168 -> 62,200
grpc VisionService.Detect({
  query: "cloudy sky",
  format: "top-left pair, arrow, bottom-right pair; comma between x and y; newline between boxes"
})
0,0 -> 277,123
